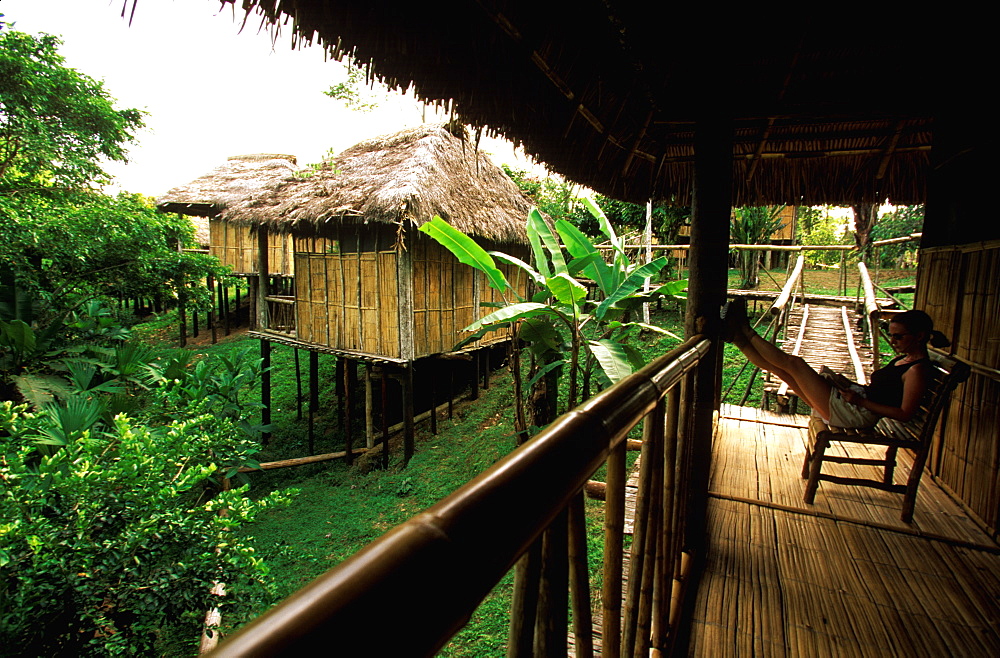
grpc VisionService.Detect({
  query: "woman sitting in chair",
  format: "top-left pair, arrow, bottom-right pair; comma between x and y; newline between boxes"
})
723,305 -> 950,428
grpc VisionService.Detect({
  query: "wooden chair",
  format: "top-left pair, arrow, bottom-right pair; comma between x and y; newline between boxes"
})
802,350 -> 970,522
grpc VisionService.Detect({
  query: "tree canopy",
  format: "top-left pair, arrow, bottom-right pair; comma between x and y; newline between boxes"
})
0,27 -> 144,193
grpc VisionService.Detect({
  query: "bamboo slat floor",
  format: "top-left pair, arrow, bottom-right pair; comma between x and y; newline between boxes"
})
686,404 -> 1000,657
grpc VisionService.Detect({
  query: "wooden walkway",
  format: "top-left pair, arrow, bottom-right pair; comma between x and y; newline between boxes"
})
686,404 -> 1000,657
764,304 -> 874,412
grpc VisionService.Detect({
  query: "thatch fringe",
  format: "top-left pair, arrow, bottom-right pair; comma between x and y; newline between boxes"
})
157,154 -> 298,217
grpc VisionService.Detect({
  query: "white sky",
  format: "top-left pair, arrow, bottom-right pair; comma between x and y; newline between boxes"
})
1,0 -> 529,197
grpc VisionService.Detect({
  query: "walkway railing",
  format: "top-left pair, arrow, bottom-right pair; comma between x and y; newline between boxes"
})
856,262 -> 882,369
210,336 -> 712,657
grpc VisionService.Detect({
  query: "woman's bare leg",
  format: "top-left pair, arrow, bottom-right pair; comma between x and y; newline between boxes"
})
734,324 -> 833,418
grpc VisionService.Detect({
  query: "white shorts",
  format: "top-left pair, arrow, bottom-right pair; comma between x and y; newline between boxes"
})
819,373 -> 880,429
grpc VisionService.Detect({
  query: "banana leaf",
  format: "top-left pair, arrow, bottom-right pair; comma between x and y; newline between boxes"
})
419,216 -> 508,292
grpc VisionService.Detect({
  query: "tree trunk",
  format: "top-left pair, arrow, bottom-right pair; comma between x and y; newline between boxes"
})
852,204 -> 879,259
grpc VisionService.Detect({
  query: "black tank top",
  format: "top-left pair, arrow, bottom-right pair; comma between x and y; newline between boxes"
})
866,356 -> 928,407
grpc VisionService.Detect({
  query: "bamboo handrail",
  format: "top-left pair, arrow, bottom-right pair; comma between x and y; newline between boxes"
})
769,253 -> 805,315
857,262 -> 882,368
210,337 -> 711,657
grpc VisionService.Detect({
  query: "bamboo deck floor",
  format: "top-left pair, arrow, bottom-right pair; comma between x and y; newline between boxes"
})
686,404 -> 1000,657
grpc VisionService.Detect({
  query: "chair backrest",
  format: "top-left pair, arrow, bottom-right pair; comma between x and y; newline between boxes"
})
876,350 -> 970,445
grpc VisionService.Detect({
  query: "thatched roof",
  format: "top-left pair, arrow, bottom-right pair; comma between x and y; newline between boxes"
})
156,154 -> 298,217
221,124 -> 531,244
210,1 -> 987,207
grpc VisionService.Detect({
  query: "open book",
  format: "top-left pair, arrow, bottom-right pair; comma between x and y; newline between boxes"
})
821,366 -> 864,394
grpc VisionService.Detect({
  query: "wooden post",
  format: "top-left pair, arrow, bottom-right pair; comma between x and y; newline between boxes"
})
471,350 -> 481,401
448,366 -> 455,419
482,349 -> 490,390
344,360 -> 354,466
257,226 -> 269,330
294,348 -> 303,421
402,363 -> 415,465
380,369 -> 390,470
260,339 -> 271,445
192,308 -> 199,338
683,116 -> 733,557
308,351 -> 318,455
229,284 -> 236,332
208,275 -> 217,344
365,363 -> 375,448
429,367 -> 438,435
178,284 -> 187,348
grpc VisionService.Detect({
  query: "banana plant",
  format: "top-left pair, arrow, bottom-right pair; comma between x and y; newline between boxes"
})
419,200 -> 684,417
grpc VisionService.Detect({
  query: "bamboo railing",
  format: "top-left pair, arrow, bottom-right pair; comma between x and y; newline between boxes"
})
856,262 -> 882,369
209,336 -> 712,657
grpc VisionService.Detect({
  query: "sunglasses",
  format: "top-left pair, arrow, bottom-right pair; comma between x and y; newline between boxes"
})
888,332 -> 911,340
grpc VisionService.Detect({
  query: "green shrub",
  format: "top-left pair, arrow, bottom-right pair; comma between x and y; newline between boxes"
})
0,404 -> 292,656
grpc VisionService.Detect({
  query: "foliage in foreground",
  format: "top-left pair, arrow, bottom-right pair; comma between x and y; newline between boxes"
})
1,305 -> 289,655
0,404 -> 292,656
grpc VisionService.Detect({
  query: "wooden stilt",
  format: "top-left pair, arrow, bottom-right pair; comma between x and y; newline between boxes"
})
208,275 -> 217,344
192,308 -> 199,338
380,369 -> 390,470
448,366 -> 455,419
178,289 -> 187,348
482,348 -> 490,390
365,363 -> 374,449
308,351 -> 318,455
336,357 -> 345,438
472,351 -> 481,401
344,360 -> 355,466
402,363 -> 415,465
294,348 -> 303,421
260,339 -> 271,445
429,369 -> 438,435
229,284 -> 236,332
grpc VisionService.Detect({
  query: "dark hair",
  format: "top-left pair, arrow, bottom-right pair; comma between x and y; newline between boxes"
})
892,310 -> 951,348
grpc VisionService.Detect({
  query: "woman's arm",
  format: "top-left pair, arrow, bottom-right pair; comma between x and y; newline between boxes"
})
841,362 -> 929,422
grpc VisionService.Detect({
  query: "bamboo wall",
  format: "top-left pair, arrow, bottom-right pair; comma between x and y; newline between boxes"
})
209,219 -> 295,276
917,240 -> 1000,536
411,237 -> 530,357
294,227 -> 400,358
290,225 -> 529,360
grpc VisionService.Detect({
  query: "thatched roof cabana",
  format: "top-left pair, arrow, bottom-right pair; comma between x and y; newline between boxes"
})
157,153 -> 298,217
222,124 -> 530,245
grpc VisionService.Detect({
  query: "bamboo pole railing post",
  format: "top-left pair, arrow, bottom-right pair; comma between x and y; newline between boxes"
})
653,388 -> 681,649
534,508 -> 568,656
603,438 -> 627,658
507,537 -> 543,658
623,410 -> 660,653
634,424 -> 664,658
568,490 -> 594,658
